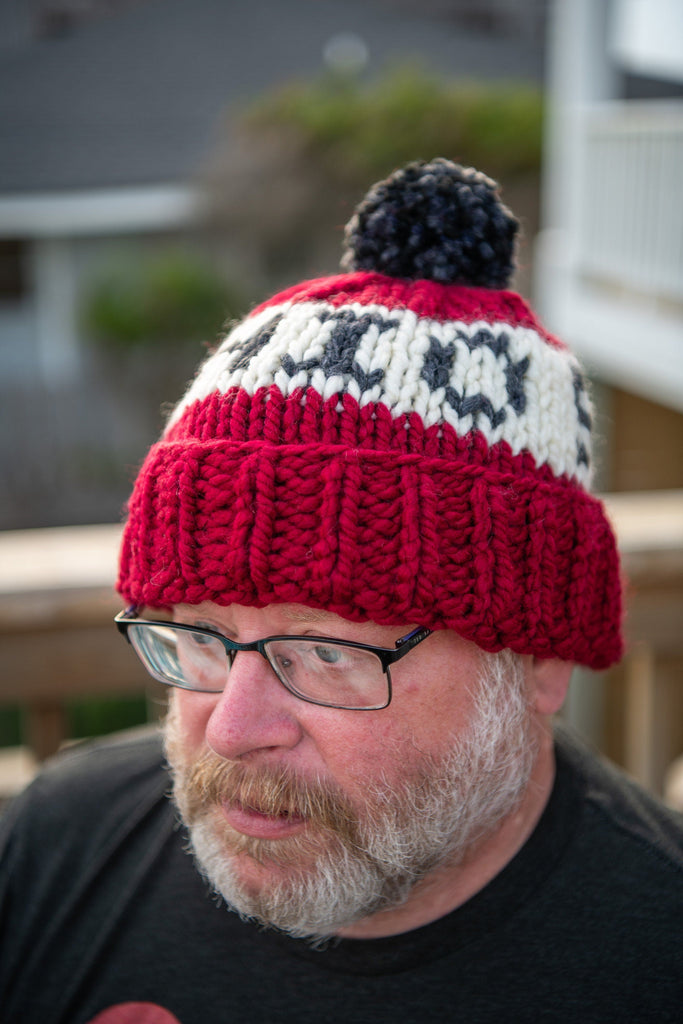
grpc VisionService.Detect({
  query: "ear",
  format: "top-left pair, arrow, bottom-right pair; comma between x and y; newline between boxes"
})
530,658 -> 574,717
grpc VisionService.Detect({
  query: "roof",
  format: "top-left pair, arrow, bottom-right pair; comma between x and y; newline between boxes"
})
0,0 -> 545,196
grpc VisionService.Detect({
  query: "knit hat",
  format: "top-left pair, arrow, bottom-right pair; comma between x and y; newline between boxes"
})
118,159 -> 623,669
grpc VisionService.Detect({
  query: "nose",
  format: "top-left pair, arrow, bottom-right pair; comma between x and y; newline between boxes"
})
204,649 -> 304,761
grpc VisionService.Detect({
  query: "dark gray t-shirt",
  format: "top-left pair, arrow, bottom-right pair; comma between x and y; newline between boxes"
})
1,726 -> 682,1024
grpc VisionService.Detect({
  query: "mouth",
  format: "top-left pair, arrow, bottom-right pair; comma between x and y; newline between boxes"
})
221,799 -> 307,840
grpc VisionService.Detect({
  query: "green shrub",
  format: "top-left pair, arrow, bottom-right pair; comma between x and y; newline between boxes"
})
0,699 -> 151,751
84,250 -> 244,352
244,66 -> 543,185
66,696 -> 151,740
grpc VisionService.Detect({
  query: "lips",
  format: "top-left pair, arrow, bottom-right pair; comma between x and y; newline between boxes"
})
222,799 -> 307,839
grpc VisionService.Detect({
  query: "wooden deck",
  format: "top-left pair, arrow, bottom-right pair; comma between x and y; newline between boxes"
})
1,493 -> 682,798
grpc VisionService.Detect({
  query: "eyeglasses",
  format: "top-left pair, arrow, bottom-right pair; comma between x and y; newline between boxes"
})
115,609 -> 432,710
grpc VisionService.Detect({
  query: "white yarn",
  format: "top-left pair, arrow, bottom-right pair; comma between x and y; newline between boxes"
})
167,301 -> 592,485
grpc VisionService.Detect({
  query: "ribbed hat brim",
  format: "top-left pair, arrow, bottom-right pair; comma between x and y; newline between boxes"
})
118,409 -> 622,670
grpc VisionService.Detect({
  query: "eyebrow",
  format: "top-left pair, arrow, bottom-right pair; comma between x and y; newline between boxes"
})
279,607 -> 341,626
175,605 -> 343,631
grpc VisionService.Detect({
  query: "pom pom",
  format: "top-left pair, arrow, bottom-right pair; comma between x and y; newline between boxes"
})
341,158 -> 518,288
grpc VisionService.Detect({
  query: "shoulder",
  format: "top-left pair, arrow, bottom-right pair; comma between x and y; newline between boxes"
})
554,724 -> 683,898
0,727 -> 171,866
39,724 -> 166,796
0,729 -> 182,1020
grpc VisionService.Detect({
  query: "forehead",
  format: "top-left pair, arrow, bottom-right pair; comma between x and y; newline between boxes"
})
172,601 -> 417,641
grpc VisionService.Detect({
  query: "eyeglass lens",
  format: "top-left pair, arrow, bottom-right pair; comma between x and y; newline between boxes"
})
127,624 -> 390,709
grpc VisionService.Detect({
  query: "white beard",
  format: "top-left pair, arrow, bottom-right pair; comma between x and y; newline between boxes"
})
165,649 -> 537,941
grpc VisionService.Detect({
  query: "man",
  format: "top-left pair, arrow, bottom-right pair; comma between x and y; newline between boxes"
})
1,160 -> 681,1023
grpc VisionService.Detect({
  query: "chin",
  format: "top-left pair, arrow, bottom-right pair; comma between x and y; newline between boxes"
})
185,812 -> 378,940
196,804 -> 334,881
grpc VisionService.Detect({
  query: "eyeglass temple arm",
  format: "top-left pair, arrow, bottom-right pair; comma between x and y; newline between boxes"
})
390,626 -> 432,662
115,606 -> 140,638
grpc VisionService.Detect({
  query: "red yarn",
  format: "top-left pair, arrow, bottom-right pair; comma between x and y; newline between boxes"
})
167,388 -> 569,482
249,272 -> 566,349
119,388 -> 623,669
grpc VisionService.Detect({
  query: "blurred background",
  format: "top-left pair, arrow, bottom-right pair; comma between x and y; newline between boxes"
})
0,0 -> 681,806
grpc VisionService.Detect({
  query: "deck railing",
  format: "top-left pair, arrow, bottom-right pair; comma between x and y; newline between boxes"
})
1,498 -> 682,799
578,101 -> 683,302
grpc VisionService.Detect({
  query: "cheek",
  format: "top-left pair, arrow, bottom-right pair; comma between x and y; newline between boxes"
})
169,690 -> 219,754
319,661 -> 477,781
313,709 -> 437,794
387,650 -> 485,751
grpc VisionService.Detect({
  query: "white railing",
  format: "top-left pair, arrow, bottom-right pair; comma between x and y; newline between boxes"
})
578,101 -> 683,302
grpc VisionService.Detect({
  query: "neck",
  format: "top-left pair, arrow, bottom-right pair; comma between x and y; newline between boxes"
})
335,719 -> 556,940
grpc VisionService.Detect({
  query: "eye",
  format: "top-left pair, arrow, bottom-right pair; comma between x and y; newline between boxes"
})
312,644 -> 343,665
186,629 -> 215,646
176,627 -> 224,661
178,621 -> 220,644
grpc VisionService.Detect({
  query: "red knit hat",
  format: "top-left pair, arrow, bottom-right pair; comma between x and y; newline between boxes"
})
118,160 -> 623,669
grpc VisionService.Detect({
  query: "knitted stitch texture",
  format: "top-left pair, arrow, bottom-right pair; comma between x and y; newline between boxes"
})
118,161 -> 623,669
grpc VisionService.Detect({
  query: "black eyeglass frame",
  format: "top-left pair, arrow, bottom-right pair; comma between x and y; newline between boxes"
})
115,607 -> 433,710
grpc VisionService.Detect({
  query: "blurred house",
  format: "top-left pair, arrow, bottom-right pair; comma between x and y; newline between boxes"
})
0,0 -> 547,530
537,0 -> 683,794
536,0 -> 683,494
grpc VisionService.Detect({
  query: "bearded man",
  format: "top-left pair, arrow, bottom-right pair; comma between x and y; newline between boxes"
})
1,161 -> 681,1024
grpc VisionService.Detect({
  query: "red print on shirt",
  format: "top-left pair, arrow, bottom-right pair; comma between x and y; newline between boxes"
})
87,1003 -> 182,1024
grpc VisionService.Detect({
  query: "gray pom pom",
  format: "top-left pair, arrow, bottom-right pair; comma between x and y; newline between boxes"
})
341,159 -> 518,288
